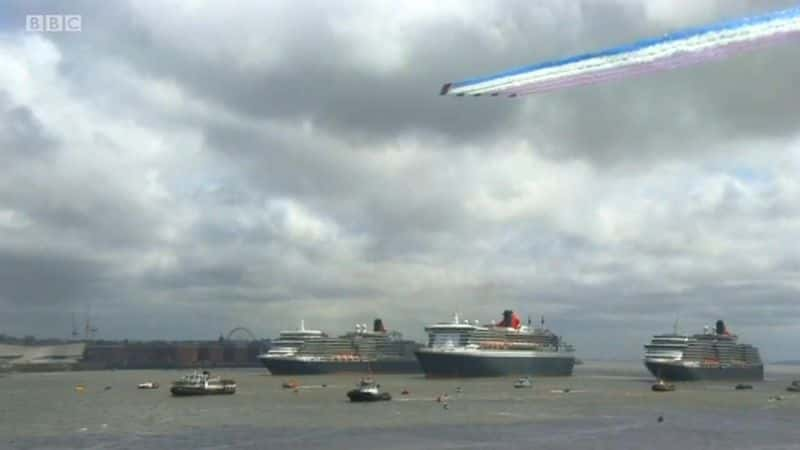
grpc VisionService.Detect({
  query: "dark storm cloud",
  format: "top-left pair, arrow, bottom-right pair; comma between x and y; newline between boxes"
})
0,250 -> 111,307
519,45 -> 800,165
201,119 -> 476,261
0,167 -> 162,250
54,0 -> 800,164
201,121 -> 366,199
23,0 -> 520,146
0,92 -> 56,158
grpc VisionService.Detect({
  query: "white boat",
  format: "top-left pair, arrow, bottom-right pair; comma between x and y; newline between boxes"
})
170,371 -> 236,396
137,381 -> 160,389
513,377 -> 533,388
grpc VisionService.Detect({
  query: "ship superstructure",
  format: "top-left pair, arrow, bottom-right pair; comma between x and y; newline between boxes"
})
259,319 -> 421,374
414,310 -> 575,377
644,320 -> 763,381
259,320 -> 325,360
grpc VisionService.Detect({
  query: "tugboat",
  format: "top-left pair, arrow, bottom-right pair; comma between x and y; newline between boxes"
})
651,379 -> 676,392
513,377 -> 533,388
170,371 -> 236,396
137,381 -> 159,389
346,378 -> 391,402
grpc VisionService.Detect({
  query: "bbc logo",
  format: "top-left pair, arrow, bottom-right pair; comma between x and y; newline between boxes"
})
26,15 -> 82,32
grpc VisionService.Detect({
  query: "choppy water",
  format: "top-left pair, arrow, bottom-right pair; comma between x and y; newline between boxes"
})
2,362 -> 800,449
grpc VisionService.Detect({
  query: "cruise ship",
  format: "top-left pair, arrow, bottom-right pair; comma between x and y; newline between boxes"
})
644,320 -> 763,381
414,310 -> 576,377
259,319 -> 421,375
259,320 -> 326,360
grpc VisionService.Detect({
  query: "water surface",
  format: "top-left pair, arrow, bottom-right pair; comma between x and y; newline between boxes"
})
2,362 -> 799,449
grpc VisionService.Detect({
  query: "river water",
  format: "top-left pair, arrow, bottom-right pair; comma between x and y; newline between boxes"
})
2,361 -> 799,449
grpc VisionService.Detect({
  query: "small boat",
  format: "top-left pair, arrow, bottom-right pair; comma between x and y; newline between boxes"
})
652,380 -> 676,392
513,377 -> 533,388
282,380 -> 300,389
734,384 -> 753,390
170,371 -> 236,396
786,381 -> 800,392
549,388 -> 572,394
347,379 -> 391,402
138,382 -> 160,389
401,389 -> 409,395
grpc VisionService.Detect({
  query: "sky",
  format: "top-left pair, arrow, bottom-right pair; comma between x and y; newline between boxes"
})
1,0 -> 800,360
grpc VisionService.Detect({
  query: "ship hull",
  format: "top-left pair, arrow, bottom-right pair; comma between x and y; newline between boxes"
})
645,361 -> 764,381
260,358 -> 420,375
346,390 -> 392,402
170,386 -> 236,396
415,350 -> 575,378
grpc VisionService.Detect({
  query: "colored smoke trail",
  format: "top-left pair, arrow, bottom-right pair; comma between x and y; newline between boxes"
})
510,29 -> 800,96
441,7 -> 800,97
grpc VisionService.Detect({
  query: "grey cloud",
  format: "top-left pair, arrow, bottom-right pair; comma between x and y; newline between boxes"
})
0,169 -> 162,250
36,0 -> 520,146
17,0 -> 800,165
0,92 -> 56,158
0,250 -> 111,308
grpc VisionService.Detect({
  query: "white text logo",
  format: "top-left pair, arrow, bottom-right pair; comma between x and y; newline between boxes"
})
26,15 -> 82,32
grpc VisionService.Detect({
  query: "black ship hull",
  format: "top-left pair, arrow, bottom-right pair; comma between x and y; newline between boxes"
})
170,386 -> 236,396
261,358 -> 420,375
415,350 -> 575,378
645,362 -> 764,381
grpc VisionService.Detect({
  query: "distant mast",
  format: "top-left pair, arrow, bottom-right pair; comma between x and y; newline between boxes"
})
71,313 -> 79,340
83,305 -> 98,340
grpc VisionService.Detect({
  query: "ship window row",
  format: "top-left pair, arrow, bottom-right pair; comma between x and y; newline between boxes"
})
645,344 -> 687,350
650,339 -> 688,343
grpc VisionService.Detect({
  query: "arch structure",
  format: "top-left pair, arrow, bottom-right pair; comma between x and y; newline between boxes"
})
226,327 -> 258,341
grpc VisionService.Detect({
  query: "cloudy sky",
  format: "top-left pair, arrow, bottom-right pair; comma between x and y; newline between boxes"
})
1,0 -> 800,360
